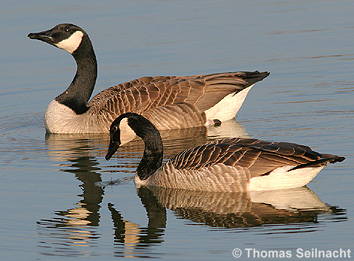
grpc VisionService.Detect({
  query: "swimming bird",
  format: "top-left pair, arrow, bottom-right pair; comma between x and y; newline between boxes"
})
28,23 -> 269,141
105,112 -> 345,192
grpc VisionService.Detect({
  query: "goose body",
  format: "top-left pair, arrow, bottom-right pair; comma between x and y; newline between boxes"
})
105,113 -> 345,192
28,24 -> 269,138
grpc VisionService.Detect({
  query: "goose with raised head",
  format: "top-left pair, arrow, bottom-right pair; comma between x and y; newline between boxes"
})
105,112 -> 345,192
28,23 -> 269,142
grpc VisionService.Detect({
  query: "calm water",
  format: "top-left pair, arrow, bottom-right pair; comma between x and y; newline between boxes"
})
1,0 -> 353,260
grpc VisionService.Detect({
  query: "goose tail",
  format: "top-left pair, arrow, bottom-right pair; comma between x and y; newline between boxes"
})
289,154 -> 345,171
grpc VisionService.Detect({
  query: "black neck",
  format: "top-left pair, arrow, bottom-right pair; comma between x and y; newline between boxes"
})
136,131 -> 163,180
125,116 -> 163,180
55,36 -> 97,114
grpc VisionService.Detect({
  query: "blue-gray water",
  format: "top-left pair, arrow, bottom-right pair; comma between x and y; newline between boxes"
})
0,0 -> 353,260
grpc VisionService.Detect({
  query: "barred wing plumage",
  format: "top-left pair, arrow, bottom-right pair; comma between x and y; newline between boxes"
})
87,72 -> 269,130
167,138 -> 344,178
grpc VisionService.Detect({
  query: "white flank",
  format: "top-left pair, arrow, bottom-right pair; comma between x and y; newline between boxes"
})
55,31 -> 84,54
204,85 -> 253,124
248,165 -> 325,191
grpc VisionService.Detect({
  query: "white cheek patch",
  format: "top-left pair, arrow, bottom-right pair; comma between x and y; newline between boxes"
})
55,31 -> 84,54
119,118 -> 128,131
118,118 -> 136,144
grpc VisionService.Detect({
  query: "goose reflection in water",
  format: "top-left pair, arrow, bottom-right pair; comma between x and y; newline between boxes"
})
38,134 -> 105,256
108,188 -> 166,258
106,186 -> 346,258
142,186 -> 346,229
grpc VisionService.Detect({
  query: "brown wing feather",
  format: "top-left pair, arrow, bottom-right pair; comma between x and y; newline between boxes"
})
87,72 -> 269,128
142,103 -> 206,129
167,138 -> 343,178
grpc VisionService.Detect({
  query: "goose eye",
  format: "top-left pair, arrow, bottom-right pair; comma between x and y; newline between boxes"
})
64,26 -> 70,32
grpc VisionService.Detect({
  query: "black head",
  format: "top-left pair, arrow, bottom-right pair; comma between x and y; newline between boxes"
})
105,116 -> 123,160
28,23 -> 87,54
105,112 -> 161,160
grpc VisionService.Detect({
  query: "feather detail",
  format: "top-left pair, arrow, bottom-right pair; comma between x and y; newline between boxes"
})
138,138 -> 344,192
87,72 -> 269,132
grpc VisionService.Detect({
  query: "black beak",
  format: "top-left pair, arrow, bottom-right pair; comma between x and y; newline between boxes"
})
105,141 -> 120,160
27,30 -> 54,44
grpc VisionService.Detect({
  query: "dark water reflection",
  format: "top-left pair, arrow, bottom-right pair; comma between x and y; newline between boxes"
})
37,145 -> 104,256
36,126 -> 346,258
108,188 -> 166,258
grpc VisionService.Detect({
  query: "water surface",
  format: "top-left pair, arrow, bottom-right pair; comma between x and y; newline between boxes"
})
0,0 -> 353,260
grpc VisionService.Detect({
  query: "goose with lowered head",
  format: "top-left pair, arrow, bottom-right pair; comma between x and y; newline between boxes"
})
28,23 -> 269,142
105,112 -> 345,192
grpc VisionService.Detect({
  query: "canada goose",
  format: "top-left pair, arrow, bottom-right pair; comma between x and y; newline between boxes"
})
105,112 -> 345,192
28,23 -> 269,140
